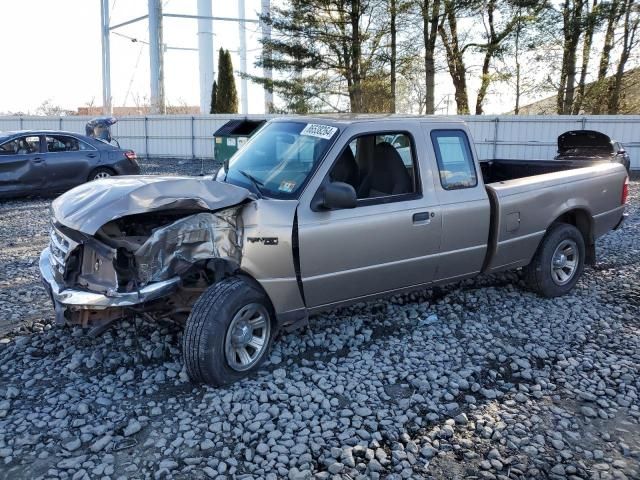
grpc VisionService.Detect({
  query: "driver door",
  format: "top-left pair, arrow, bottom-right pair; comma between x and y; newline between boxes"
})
296,126 -> 442,309
0,135 -> 46,195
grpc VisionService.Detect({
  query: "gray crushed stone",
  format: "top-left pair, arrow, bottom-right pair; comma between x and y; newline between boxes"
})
0,165 -> 638,479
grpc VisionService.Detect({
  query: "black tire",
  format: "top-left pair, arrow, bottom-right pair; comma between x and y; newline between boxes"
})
88,167 -> 115,181
183,277 -> 274,386
524,223 -> 585,298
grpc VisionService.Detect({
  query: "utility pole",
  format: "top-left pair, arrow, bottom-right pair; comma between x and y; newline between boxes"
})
148,0 -> 165,114
108,5 -> 259,115
261,0 -> 272,113
197,0 -> 214,114
238,0 -> 248,114
100,0 -> 112,115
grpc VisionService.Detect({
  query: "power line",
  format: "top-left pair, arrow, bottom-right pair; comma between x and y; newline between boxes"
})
109,0 -> 117,24
122,43 -> 146,107
112,31 -> 149,45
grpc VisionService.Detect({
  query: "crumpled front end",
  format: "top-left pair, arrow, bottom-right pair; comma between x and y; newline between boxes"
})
133,210 -> 242,284
40,206 -> 245,329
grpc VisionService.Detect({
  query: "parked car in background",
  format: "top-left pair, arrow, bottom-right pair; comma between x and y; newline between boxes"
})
0,130 -> 139,198
555,130 -> 631,173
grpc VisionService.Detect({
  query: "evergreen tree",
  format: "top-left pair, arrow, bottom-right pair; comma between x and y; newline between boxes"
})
209,80 -> 218,114
249,0 -> 387,113
215,49 -> 239,113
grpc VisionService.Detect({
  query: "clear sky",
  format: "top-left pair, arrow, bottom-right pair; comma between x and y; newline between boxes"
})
0,0 -> 267,114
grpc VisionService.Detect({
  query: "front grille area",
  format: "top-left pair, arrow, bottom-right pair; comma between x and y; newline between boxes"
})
50,228 -> 74,277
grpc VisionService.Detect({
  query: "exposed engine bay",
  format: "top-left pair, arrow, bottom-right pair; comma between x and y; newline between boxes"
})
98,208 -> 242,288
51,206 -> 244,331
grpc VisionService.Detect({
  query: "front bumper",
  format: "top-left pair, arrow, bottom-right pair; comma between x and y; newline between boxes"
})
39,247 -> 180,310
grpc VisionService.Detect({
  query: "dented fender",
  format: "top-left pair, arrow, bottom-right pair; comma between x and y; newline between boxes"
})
133,209 -> 243,284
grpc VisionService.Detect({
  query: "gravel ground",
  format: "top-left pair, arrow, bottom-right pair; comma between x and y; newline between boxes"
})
0,163 -> 638,480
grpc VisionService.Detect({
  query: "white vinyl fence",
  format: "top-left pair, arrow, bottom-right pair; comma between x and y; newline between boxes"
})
0,114 -> 638,170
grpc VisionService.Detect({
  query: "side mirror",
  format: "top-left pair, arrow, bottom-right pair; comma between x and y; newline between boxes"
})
618,149 -> 626,155
314,182 -> 357,210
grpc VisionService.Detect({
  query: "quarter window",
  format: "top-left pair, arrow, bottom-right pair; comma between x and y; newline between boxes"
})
46,135 -> 93,152
431,130 -> 477,190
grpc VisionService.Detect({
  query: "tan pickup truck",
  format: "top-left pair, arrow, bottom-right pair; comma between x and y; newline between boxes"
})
40,117 -> 629,386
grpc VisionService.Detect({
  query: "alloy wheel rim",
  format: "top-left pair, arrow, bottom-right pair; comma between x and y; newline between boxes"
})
551,239 -> 579,286
94,171 -> 111,179
224,303 -> 270,371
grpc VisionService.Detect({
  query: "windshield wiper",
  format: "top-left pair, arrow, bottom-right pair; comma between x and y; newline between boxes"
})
237,169 -> 265,198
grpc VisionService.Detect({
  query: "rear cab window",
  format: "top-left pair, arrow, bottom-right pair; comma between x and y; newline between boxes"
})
430,130 -> 477,190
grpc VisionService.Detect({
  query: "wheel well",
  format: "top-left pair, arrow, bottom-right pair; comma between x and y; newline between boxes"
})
235,272 -> 277,320
89,166 -> 116,177
550,209 -> 595,264
182,262 -> 286,331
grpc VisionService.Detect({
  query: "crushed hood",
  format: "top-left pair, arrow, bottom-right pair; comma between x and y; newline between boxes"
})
52,175 -> 252,235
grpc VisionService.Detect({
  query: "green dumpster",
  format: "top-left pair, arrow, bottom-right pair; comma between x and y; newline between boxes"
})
213,119 -> 266,163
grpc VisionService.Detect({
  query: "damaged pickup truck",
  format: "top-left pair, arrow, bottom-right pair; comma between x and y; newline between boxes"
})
40,117 -> 629,386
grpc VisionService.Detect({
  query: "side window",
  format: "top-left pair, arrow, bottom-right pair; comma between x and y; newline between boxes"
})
328,132 -> 419,202
46,135 -> 85,153
0,136 -> 41,155
431,130 -> 477,190
0,139 -> 19,155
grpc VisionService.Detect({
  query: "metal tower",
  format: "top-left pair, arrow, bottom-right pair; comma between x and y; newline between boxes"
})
100,0 -> 272,115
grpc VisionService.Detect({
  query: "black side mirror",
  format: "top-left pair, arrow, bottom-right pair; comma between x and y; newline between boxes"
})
618,149 -> 626,155
313,182 -> 357,210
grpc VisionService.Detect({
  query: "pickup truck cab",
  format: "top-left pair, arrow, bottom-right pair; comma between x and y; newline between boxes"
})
40,116 -> 629,386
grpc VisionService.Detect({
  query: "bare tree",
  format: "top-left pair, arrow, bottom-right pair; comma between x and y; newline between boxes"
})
474,1 -> 547,115
438,0 -> 470,114
418,0 -> 441,114
557,0 -> 587,114
572,0 -> 599,114
35,99 -> 75,116
608,0 -> 639,113
598,0 -> 625,80
389,0 -> 398,112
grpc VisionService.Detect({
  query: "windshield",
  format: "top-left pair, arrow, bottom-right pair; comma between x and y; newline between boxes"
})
220,121 -> 339,198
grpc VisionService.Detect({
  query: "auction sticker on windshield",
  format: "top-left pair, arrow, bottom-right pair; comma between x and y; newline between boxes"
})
279,180 -> 297,193
300,124 -> 338,140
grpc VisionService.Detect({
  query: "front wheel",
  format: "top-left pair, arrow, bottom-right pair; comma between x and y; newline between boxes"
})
524,223 -> 585,298
183,277 -> 274,386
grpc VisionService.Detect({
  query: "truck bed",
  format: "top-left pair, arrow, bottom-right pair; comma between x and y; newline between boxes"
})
480,161 -> 627,274
480,159 -> 586,184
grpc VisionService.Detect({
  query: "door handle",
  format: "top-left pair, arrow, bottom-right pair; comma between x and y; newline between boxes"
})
32,157 -> 44,163
413,212 -> 431,223
87,153 -> 97,158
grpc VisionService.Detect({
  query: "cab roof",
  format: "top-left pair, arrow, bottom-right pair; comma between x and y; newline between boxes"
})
270,114 -> 467,126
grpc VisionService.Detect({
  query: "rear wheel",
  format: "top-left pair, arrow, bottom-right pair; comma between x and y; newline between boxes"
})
524,223 -> 585,298
183,277 -> 274,386
88,167 -> 115,181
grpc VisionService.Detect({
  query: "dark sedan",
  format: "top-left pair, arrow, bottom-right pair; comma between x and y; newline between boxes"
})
555,130 -> 631,173
0,130 -> 140,198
